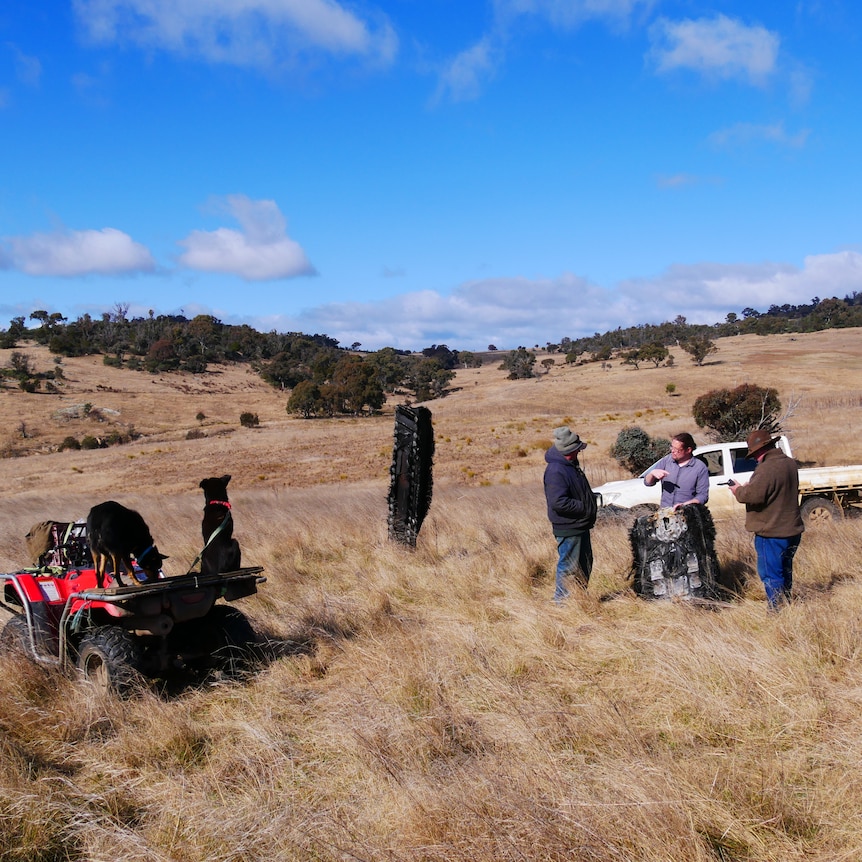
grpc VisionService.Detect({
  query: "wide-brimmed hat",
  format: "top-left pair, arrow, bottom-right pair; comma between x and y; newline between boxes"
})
746,428 -> 777,457
553,426 -> 587,455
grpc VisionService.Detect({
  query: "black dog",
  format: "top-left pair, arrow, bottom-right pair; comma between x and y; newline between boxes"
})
199,475 -> 241,575
86,501 -> 167,588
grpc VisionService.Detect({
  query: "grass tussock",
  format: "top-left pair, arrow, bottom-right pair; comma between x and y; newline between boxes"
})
0,482 -> 861,860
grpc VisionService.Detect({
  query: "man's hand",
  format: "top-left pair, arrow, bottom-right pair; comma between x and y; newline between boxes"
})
648,468 -> 669,482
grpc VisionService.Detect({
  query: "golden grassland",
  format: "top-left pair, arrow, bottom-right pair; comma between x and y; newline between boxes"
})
0,329 -> 861,860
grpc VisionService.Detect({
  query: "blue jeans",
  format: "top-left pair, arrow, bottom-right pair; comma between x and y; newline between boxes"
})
554,531 -> 593,601
754,534 -> 801,609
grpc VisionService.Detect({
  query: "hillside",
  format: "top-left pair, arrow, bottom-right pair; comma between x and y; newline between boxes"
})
0,327 -> 860,500
0,329 -> 862,860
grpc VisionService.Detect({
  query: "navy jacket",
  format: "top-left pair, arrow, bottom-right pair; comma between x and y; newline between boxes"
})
543,446 -> 597,536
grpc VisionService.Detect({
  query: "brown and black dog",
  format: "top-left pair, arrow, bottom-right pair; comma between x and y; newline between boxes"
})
199,475 -> 241,575
86,501 -> 167,588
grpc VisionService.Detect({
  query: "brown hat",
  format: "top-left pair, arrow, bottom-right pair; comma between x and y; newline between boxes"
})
746,428 -> 777,458
553,426 -> 587,455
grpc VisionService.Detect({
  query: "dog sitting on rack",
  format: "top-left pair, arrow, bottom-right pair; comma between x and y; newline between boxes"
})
199,475 -> 241,575
86,501 -> 167,588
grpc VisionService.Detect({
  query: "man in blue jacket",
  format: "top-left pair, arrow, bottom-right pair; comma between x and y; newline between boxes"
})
543,427 -> 598,601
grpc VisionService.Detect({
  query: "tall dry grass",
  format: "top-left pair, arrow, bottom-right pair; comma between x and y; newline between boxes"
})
2,326 -> 861,860
2,482 -> 862,861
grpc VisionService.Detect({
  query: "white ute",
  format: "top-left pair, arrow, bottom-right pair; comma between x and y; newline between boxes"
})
593,436 -> 862,524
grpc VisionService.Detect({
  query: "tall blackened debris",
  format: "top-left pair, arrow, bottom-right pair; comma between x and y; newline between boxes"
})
388,405 -> 434,546
629,504 -> 721,600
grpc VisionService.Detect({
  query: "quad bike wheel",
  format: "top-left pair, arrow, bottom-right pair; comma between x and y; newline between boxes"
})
76,625 -> 146,694
0,615 -> 31,655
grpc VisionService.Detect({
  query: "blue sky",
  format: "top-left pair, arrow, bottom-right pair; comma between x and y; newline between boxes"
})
1,1 -> 861,351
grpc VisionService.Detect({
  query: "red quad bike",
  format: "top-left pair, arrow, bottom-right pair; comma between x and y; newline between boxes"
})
0,521 -> 266,694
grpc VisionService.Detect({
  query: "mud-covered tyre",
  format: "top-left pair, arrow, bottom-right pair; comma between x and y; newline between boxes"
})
629,504 -> 659,519
800,496 -> 842,525
0,615 -> 31,655
76,626 -> 146,694
388,405 -> 434,547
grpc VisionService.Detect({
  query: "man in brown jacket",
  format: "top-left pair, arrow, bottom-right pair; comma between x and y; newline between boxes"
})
730,429 -> 804,609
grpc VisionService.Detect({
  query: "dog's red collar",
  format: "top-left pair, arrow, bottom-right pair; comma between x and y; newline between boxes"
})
209,500 -> 231,509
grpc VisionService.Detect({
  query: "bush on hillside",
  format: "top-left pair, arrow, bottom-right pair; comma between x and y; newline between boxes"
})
692,383 -> 781,441
610,426 -> 669,476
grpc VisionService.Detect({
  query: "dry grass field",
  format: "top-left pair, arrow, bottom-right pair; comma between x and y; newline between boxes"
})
1,329 -> 862,861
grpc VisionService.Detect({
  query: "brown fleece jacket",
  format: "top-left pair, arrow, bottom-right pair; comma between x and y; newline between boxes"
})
734,447 -> 804,538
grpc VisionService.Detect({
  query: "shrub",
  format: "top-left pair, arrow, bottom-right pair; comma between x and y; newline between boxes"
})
692,383 -> 781,441
180,355 -> 208,374
610,426 -> 668,476
186,428 -> 206,440
80,435 -> 101,450
102,430 -> 132,446
240,412 -> 260,428
681,335 -> 718,365
287,381 -> 322,418
499,347 -> 536,379
59,436 -> 81,451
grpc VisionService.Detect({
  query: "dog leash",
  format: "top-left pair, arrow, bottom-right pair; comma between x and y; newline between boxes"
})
185,509 -> 233,575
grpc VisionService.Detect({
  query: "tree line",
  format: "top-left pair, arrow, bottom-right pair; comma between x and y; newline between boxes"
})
547,293 -> 862,361
2,292 -> 860,416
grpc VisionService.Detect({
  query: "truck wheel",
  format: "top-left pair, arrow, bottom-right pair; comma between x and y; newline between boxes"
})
76,626 -> 145,694
800,496 -> 842,525
0,615 -> 31,655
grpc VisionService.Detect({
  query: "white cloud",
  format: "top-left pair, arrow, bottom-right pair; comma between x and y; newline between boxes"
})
178,195 -> 315,281
649,15 -> 779,85
709,121 -> 810,149
73,0 -> 397,70
434,37 -> 499,104
435,0 -> 653,103
252,273 -> 636,350
494,0 -> 654,29
241,252 -> 862,350
6,43 -> 42,86
1,228 -> 156,276
617,252 -> 862,322
655,173 -> 724,189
